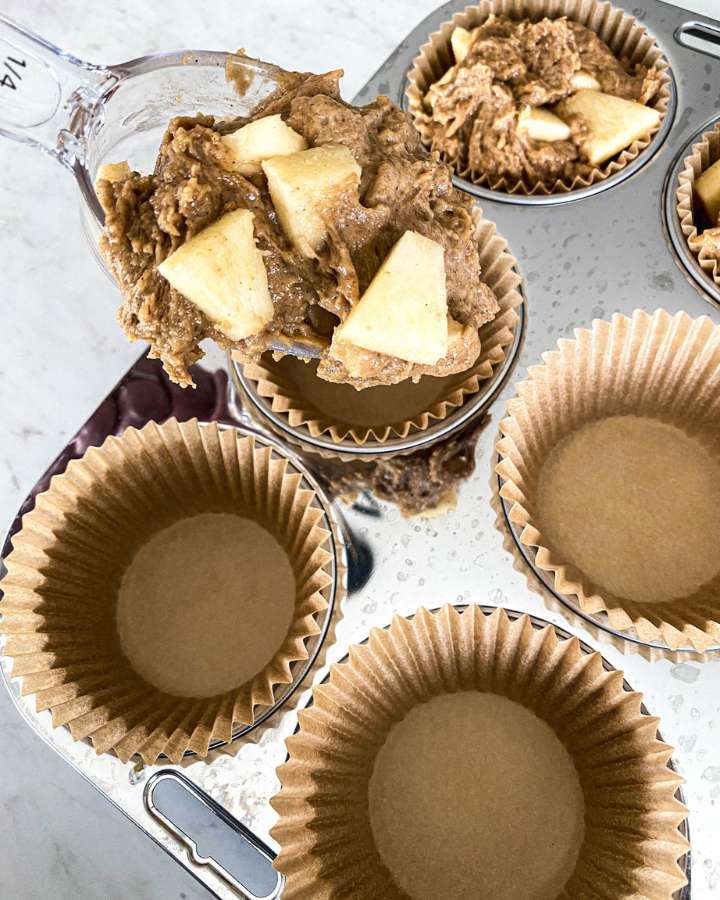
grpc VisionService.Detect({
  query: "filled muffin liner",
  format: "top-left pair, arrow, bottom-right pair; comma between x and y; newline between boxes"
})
676,120 -> 720,287
270,604 -> 688,898
406,0 -> 671,196
235,207 -> 522,451
0,419 -> 336,764
496,309 -> 720,653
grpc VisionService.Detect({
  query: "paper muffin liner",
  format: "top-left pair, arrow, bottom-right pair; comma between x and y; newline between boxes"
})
676,119 -> 720,287
271,604 -> 689,898
497,309 -> 720,653
0,419 -> 336,764
407,0 -> 671,196
489,484 -> 712,663
235,207 -> 522,449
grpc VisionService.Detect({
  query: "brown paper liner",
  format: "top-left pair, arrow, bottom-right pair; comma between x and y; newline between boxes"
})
496,309 -> 720,653
489,481 -> 712,663
0,419 -> 335,764
406,0 -> 671,196
676,120 -> 720,287
271,605 -> 688,898
236,207 -> 522,448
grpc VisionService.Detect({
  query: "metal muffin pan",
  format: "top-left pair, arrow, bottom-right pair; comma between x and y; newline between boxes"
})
2,0 -> 720,897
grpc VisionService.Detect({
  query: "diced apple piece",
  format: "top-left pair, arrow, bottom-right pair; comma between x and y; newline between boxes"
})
451,26 -> 474,63
157,208 -> 273,341
328,314 -> 475,382
323,341 -> 377,380
695,159 -> 720,226
446,316 -> 475,355
262,146 -> 361,258
555,89 -> 661,166
570,70 -> 601,91
331,231 -> 448,365
96,161 -> 131,185
221,115 -> 307,175
416,316 -> 480,376
517,106 -> 571,142
425,66 -> 457,109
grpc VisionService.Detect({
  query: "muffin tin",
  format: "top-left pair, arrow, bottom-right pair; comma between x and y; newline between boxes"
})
2,0 -> 720,897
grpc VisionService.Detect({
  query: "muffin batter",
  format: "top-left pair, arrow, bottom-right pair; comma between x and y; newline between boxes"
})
319,417 -> 485,516
369,691 -> 585,900
98,68 -> 498,388
423,15 -> 661,186
537,415 -> 720,603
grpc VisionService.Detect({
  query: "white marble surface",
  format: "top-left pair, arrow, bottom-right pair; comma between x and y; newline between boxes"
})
1,0 -> 719,897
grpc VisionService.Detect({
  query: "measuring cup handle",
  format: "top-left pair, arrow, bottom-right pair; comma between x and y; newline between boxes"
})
0,14 -> 112,168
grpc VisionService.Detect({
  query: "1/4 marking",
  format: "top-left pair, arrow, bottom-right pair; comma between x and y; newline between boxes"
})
1,55 -> 27,91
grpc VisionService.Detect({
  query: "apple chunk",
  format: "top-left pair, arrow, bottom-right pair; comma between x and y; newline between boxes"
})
221,115 -> 307,175
451,26 -> 474,63
570,71 -> 601,91
555,89 -> 660,166
695,158 -> 720,226
331,231 -> 448,365
96,161 -> 131,184
262,146 -> 361,258
517,106 -> 571,142
426,66 -> 457,109
157,208 -> 273,341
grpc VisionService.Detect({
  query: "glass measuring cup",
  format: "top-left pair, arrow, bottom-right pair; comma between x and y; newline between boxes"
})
0,14 -> 322,359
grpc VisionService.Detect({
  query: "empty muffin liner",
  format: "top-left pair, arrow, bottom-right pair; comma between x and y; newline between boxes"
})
676,120 -> 720,287
406,0 -> 671,196
235,207 -> 522,452
0,419 -> 336,764
496,309 -> 720,653
489,488 -> 710,663
270,604 -> 688,898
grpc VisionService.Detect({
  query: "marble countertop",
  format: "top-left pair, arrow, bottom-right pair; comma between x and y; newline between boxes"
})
1,1 -> 719,897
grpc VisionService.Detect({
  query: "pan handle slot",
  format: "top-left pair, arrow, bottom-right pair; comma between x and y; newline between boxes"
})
675,21 -> 720,60
144,770 -> 284,899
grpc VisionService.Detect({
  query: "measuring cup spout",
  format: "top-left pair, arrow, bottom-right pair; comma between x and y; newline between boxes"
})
0,15 -> 115,173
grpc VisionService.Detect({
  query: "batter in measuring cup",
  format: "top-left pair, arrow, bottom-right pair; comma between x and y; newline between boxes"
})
97,65 -> 499,388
